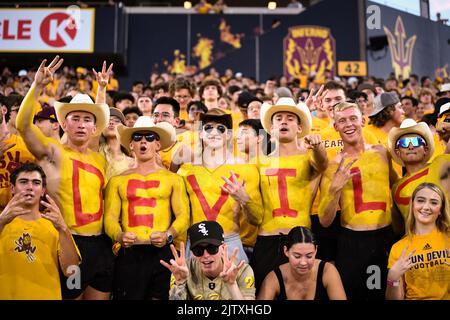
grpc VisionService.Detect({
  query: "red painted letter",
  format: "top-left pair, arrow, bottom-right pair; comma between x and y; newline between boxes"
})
72,159 -> 105,226
265,168 -> 298,217
351,167 -> 386,213
187,174 -> 240,221
126,179 -> 159,228
394,168 -> 429,205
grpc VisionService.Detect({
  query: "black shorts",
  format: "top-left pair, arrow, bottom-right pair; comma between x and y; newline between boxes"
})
112,244 -> 172,300
60,234 -> 115,299
250,234 -> 289,292
335,226 -> 395,301
310,211 -> 342,262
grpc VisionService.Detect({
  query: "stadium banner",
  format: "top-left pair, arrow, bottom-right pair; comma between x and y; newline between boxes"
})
0,8 -> 95,52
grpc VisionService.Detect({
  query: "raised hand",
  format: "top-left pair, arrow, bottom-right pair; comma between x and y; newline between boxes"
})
329,156 -> 358,194
40,194 -> 67,231
0,191 -> 31,226
220,244 -> 245,285
220,171 -> 249,205
34,56 -> 64,88
160,242 -> 189,285
388,245 -> 417,281
92,61 -> 113,88
304,134 -> 323,150
305,85 -> 328,112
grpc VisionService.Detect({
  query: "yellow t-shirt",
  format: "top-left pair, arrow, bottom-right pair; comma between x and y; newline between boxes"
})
0,218 -> 62,299
231,110 -> 243,130
320,126 -> 379,160
311,116 -> 329,134
388,229 -> 450,300
0,134 -> 35,208
429,154 -> 450,193
177,130 -> 198,153
169,258 -> 256,300
160,140 -> 186,171
430,133 -> 445,162
104,169 -> 190,243
179,110 -> 189,122
257,153 -> 318,233
319,149 -> 392,228
178,163 -> 263,235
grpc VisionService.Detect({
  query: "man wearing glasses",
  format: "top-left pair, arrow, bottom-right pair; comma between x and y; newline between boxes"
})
388,119 -> 435,234
104,116 -> 190,300
169,78 -> 195,123
160,220 -> 256,300
178,109 -> 263,264
151,97 -> 192,173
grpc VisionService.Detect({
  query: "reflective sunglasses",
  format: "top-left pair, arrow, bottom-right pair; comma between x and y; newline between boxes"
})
191,244 -> 220,257
131,132 -> 159,142
203,124 -> 227,134
396,136 -> 426,148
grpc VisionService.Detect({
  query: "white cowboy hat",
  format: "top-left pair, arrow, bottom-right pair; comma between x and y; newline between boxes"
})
260,97 -> 312,138
54,94 -> 109,136
387,118 -> 435,166
439,83 -> 450,94
117,116 -> 176,152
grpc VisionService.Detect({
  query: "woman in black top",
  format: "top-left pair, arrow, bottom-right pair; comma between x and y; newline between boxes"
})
257,226 -> 346,300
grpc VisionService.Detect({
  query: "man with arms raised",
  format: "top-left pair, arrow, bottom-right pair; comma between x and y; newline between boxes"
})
16,56 -> 113,300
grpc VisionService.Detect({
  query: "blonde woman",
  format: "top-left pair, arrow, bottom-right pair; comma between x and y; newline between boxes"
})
386,182 -> 450,300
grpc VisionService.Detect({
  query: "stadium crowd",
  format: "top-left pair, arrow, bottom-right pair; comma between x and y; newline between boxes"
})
0,56 -> 449,300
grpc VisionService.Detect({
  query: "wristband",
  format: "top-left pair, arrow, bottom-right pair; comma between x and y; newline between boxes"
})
387,279 -> 400,287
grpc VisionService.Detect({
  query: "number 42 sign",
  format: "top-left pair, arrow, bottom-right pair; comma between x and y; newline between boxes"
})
338,61 -> 367,76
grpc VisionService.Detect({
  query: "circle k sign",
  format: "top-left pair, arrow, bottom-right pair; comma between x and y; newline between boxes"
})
0,8 -> 94,52
40,12 -> 77,47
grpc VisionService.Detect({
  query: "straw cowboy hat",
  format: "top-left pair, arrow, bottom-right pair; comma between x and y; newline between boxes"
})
388,118 -> 434,166
260,97 -> 312,138
117,116 -> 176,152
54,93 -> 110,136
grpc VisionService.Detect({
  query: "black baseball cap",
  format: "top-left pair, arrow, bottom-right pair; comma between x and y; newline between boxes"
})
188,221 -> 224,249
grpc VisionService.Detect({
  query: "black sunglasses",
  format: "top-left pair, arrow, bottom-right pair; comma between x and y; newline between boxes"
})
191,244 -> 220,257
203,124 -> 227,134
131,132 -> 159,142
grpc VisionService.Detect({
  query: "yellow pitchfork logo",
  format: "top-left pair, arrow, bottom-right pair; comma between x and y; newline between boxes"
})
383,16 -> 417,79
